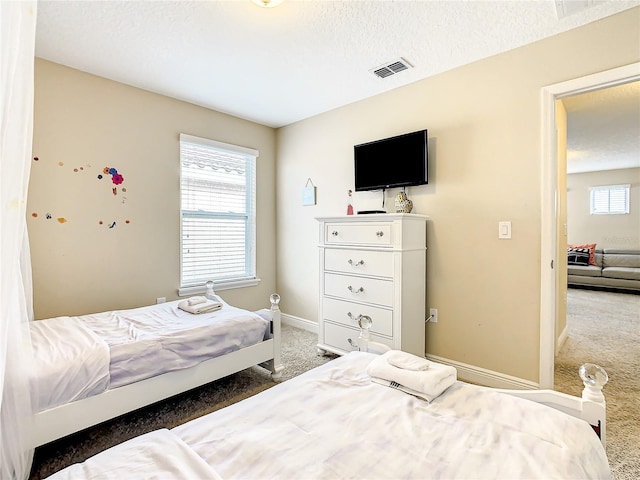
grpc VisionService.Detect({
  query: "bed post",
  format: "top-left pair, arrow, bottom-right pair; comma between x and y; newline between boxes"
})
357,315 -> 390,355
579,363 -> 608,447
268,293 -> 284,379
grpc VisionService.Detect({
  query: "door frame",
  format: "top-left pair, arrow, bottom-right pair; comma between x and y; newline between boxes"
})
539,62 -> 640,388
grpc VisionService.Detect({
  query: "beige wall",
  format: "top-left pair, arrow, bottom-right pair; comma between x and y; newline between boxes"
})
29,59 -> 277,319
567,167 -> 640,249
276,9 -> 640,382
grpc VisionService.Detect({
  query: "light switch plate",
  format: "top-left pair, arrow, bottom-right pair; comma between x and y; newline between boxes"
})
498,221 -> 512,239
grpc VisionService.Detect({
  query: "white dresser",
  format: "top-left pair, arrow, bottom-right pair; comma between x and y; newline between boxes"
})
316,213 -> 427,357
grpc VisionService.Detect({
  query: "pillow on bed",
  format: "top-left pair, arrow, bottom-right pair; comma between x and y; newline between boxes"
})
567,248 -> 590,266
568,243 -> 597,266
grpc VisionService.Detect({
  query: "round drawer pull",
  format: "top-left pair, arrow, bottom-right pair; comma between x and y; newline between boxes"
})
348,285 -> 364,294
347,312 -> 366,323
331,231 -> 339,236
348,259 -> 365,267
376,231 -> 384,237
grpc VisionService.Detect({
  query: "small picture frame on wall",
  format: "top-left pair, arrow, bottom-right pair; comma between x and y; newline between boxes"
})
302,178 -> 316,206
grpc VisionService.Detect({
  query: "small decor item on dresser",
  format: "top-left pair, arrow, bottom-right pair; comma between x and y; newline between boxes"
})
347,189 -> 354,215
395,190 -> 413,213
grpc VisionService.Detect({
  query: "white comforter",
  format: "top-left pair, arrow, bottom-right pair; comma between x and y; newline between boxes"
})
47,429 -> 223,480
48,352 -> 610,479
31,299 -> 269,410
80,299 -> 269,388
174,352 -> 610,480
30,316 -> 110,411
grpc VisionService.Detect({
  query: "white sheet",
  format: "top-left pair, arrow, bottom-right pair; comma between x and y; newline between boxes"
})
30,316 -> 110,411
80,298 -> 269,388
174,352 -> 610,480
46,429 -> 223,480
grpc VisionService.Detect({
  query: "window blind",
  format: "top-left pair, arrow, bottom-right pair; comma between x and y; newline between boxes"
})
590,184 -> 630,215
180,134 -> 257,287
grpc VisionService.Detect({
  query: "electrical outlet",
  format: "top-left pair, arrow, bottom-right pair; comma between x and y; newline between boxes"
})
429,308 -> 438,323
156,297 -> 166,304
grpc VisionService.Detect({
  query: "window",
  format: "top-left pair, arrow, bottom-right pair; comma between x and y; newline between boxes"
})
590,184 -> 630,215
180,134 -> 258,290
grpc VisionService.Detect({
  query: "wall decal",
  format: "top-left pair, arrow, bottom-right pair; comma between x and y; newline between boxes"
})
98,219 -> 131,228
30,157 -> 133,230
101,166 -> 125,195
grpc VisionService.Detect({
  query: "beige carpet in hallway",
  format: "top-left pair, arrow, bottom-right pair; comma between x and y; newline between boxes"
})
555,288 -> 640,480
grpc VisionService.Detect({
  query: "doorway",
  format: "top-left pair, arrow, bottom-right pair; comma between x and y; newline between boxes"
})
539,62 -> 640,389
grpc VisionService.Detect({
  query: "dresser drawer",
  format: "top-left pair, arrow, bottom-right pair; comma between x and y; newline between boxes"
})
324,249 -> 393,277
324,322 -> 394,353
324,273 -> 393,307
322,297 -> 393,337
325,223 -> 392,246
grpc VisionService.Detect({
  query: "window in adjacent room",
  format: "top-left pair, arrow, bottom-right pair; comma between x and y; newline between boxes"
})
589,184 -> 630,215
179,134 -> 258,290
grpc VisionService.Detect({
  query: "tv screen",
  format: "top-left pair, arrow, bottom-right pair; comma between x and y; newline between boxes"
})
354,129 -> 428,191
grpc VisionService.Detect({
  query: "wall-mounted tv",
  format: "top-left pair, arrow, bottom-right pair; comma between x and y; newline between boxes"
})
354,129 -> 428,192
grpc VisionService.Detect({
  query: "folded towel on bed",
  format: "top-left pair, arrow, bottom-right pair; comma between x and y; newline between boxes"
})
178,298 -> 223,314
187,296 -> 207,306
367,351 -> 457,402
384,350 -> 430,371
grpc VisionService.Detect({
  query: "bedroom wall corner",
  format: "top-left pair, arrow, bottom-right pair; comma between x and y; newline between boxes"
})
29,59 -> 277,318
274,8 -> 640,383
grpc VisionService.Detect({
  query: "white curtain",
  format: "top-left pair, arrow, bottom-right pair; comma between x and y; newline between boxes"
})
0,1 -> 38,479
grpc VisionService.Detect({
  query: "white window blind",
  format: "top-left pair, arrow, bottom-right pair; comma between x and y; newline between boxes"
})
590,184 -> 630,215
180,134 -> 257,288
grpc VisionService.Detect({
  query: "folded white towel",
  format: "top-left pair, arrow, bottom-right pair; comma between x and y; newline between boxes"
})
367,354 -> 456,402
178,299 -> 223,314
371,378 -> 435,402
187,296 -> 207,306
384,350 -> 430,371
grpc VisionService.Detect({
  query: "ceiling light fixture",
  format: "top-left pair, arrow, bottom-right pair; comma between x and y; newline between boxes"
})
251,0 -> 285,7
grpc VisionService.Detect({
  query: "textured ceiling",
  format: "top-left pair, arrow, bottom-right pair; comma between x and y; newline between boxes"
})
35,1 -> 640,172
564,82 -> 640,174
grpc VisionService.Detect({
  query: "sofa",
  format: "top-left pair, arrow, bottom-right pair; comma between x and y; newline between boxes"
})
567,248 -> 640,293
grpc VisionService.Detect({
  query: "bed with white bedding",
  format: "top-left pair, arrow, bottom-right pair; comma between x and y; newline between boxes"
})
48,351 -> 610,480
30,293 -> 283,447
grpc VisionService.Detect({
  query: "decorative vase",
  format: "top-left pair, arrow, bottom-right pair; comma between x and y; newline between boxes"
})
347,189 -> 354,215
395,191 -> 413,213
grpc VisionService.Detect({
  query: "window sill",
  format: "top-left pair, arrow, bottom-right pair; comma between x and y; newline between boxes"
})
178,278 -> 261,297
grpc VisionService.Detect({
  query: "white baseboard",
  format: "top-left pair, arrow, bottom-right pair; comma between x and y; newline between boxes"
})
282,314 -> 539,390
426,354 -> 540,390
282,313 -> 317,334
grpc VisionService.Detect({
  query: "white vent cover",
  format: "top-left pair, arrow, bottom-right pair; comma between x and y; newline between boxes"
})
554,0 -> 605,19
370,58 -> 413,79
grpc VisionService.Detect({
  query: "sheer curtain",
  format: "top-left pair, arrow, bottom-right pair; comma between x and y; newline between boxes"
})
0,2 -> 38,479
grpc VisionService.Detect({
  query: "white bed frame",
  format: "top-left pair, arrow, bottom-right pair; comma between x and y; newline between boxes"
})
30,293 -> 284,448
496,382 -> 607,447
356,316 -> 608,447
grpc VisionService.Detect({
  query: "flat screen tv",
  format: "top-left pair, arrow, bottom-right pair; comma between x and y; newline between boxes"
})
354,129 -> 428,191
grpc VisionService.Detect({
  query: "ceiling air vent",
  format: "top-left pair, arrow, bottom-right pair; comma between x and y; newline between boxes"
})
370,58 -> 413,79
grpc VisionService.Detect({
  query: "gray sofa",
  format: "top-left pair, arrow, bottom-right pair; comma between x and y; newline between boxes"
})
568,248 -> 640,293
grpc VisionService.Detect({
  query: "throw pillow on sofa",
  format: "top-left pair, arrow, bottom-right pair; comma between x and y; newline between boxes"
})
568,243 -> 597,266
568,248 -> 591,266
